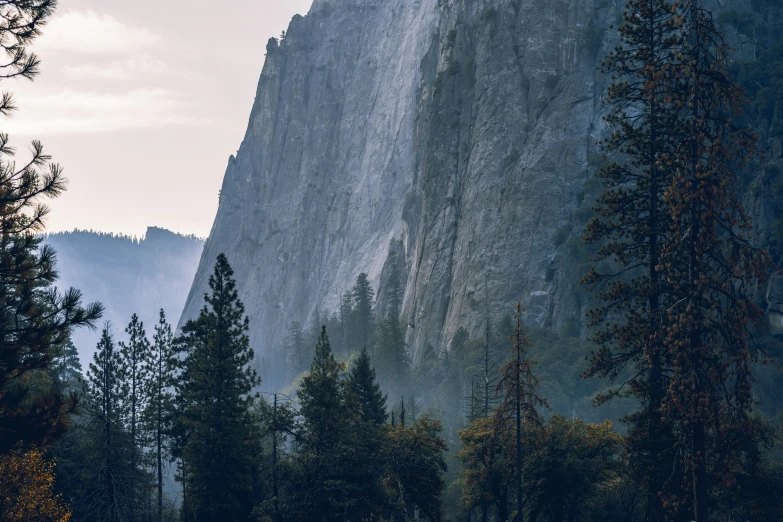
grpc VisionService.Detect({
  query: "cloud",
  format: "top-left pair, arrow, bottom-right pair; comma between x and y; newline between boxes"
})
5,88 -> 200,135
34,10 -> 160,56
63,58 -> 194,82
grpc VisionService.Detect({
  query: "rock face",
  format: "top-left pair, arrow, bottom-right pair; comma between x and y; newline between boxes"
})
181,0 -> 783,381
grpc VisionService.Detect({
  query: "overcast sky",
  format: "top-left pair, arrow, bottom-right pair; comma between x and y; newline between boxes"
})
7,0 -> 313,237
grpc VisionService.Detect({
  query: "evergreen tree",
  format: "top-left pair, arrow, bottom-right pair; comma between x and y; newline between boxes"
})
660,2 -> 772,519
256,393 -> 297,522
49,339 -> 83,393
581,0 -> 688,517
339,292 -> 355,351
175,254 -> 261,522
297,326 -> 347,459
117,313 -> 151,462
292,326 -> 348,520
0,0 -> 103,454
306,306 -> 323,355
283,320 -> 307,379
347,347 -> 387,425
374,314 -> 410,392
291,327 -> 388,521
496,303 -> 548,522
352,273 -> 376,350
143,309 -> 177,522
85,325 -> 139,520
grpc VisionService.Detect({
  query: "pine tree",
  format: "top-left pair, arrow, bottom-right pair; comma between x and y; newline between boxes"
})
339,292 -> 354,351
49,339 -> 83,393
143,309 -> 178,522
256,393 -> 296,522
307,306 -> 323,355
352,273 -> 376,350
0,0 -> 103,454
347,347 -> 387,425
283,320 -> 307,379
175,254 -> 261,521
117,313 -> 151,464
659,2 -> 772,519
581,0 -> 688,517
293,327 -> 352,520
86,325 -> 137,520
496,303 -> 548,522
374,314 -> 410,393
298,327 -> 347,458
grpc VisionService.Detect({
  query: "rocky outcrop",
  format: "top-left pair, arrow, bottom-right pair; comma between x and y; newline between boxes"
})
180,0 -> 440,374
182,0 -> 783,380
401,0 -> 609,362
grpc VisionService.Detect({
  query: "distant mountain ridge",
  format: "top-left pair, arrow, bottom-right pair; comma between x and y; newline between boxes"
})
45,227 -> 204,365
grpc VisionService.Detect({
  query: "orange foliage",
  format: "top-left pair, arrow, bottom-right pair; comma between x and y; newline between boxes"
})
0,448 -> 71,522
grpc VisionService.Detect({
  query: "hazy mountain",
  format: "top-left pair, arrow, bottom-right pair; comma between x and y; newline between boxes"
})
46,227 -> 204,365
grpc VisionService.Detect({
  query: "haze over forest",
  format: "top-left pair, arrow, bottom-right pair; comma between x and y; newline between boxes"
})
2,1 -> 783,522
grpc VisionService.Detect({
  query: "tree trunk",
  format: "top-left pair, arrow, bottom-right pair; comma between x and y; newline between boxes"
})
497,493 -> 510,522
157,381 -> 163,522
693,421 -> 709,521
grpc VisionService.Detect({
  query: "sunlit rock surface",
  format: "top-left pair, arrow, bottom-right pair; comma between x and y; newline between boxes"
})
181,0 -> 783,386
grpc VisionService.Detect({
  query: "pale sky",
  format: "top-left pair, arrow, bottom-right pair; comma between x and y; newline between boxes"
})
7,0 -> 313,237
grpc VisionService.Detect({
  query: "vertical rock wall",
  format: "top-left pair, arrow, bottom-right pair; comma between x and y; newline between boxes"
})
182,0 -> 782,379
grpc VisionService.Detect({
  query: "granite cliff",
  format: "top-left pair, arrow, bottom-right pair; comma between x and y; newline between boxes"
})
181,0 -> 783,383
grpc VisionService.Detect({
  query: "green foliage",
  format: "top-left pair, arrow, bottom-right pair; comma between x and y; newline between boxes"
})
386,261 -> 404,320
143,309 -> 178,522
175,254 -> 261,522
82,325 -> 150,520
524,415 -> 623,521
288,327 -> 387,521
457,415 -> 514,516
374,315 -> 410,394
351,273 -> 376,351
347,347 -> 388,425
0,0 -> 103,458
385,416 -> 448,520
49,340 -> 83,394
117,313 -> 151,451
283,319 -> 308,380
298,327 -> 349,456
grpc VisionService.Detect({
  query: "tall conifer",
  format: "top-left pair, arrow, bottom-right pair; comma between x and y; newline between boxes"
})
496,303 -> 547,522
660,2 -> 772,519
118,313 -> 151,462
582,0 -> 688,516
352,273 -> 375,350
144,309 -> 177,522
175,254 -> 261,521
86,325 -> 133,520
347,347 -> 387,425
